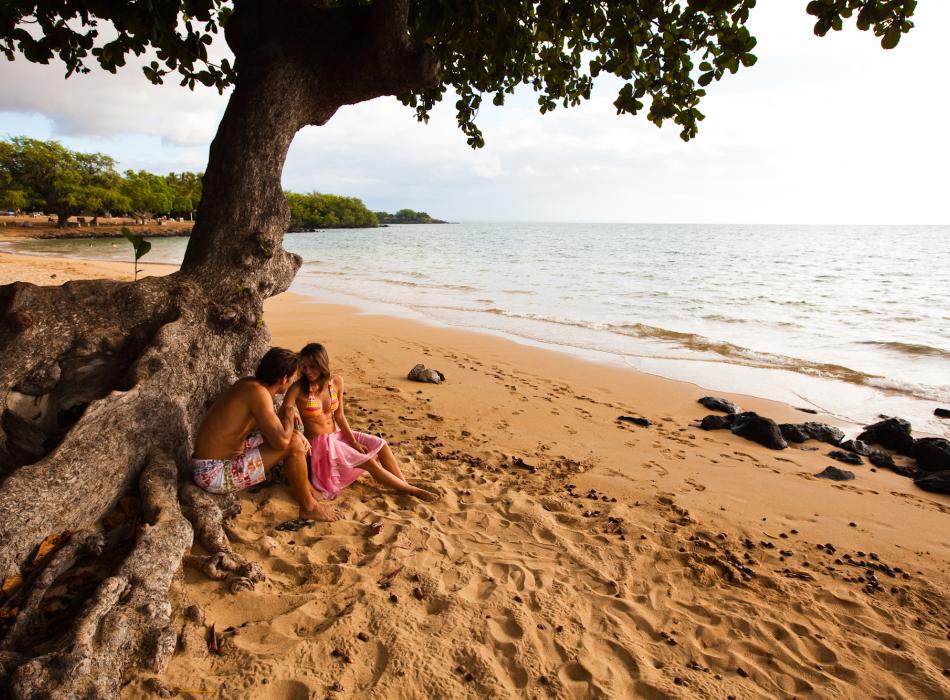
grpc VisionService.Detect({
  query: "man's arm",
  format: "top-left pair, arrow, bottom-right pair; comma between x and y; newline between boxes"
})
248,385 -> 295,451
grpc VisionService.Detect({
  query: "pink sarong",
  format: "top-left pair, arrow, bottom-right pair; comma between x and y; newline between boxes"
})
309,430 -> 385,499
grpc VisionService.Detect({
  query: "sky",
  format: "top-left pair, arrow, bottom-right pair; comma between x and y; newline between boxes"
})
1,4 -> 947,225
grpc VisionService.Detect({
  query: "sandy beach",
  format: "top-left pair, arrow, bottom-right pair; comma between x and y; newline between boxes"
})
2,250 -> 948,699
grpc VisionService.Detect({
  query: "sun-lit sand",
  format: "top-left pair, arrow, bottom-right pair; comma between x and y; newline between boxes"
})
2,250 -> 948,699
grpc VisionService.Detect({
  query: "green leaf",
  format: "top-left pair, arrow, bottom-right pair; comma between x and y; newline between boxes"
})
881,26 -> 901,49
120,226 -> 151,261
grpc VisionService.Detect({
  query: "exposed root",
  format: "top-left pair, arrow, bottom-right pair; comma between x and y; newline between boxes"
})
179,483 -> 266,593
0,530 -> 106,652
8,452 -> 192,699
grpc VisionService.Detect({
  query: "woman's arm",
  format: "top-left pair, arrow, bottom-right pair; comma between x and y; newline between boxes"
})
333,376 -> 366,452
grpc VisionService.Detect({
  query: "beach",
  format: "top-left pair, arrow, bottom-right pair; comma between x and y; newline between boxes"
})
2,249 -> 948,698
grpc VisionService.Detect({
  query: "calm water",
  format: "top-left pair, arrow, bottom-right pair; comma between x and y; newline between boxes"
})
5,223 -> 949,433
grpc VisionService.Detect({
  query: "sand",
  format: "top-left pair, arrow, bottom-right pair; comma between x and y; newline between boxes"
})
2,250 -> 948,699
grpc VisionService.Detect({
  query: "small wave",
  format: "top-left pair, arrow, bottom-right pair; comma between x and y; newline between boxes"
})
857,340 -> 949,358
302,269 -> 348,277
501,289 -> 535,295
701,314 -> 751,325
374,278 -> 478,292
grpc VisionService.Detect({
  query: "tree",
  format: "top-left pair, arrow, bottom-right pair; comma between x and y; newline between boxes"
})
0,1 -> 916,697
0,137 -> 127,225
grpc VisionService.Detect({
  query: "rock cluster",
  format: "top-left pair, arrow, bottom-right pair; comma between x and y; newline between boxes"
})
695,398 -> 950,494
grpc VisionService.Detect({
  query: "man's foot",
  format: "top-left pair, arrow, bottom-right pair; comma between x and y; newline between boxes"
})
300,501 -> 341,521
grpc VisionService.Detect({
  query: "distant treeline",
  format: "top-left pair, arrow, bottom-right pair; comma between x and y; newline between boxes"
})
285,195 -> 445,230
1,136 -> 201,226
1,136 -> 442,230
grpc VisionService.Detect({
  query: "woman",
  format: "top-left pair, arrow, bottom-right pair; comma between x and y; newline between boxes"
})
286,342 -> 437,501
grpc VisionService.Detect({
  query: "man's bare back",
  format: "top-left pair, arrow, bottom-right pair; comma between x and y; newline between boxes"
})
192,378 -> 270,459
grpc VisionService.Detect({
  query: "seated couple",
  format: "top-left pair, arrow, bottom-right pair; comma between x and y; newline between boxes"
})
191,344 -> 437,521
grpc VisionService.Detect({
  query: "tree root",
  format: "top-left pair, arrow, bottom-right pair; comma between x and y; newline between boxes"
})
179,483 -> 265,593
8,452 -> 192,699
0,530 -> 106,652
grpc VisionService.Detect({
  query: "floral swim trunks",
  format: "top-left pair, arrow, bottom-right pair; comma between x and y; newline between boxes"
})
192,433 -> 266,494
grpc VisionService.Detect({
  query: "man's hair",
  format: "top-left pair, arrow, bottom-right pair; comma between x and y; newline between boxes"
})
255,347 -> 300,386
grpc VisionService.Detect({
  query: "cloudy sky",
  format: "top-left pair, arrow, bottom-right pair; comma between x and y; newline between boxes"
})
1,4 -> 947,225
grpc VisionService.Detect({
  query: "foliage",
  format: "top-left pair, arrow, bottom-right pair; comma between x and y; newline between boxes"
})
0,136 -> 202,221
0,2 -> 916,149
375,208 -> 439,224
120,226 -> 152,281
286,191 -> 379,229
0,136 -> 128,223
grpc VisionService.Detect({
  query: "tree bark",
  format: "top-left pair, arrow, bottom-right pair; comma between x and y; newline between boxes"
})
0,1 -> 439,697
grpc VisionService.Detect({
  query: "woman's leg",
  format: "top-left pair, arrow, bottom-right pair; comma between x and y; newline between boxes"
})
360,456 -> 437,501
375,443 -> 406,480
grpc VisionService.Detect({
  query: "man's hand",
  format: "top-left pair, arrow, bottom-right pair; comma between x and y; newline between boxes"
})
293,431 -> 311,455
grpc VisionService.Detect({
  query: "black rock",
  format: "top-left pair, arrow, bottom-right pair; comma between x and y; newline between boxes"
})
857,417 -> 915,457
700,414 -> 735,430
914,470 -> 950,494
934,408 -> 950,419
867,450 -> 916,477
838,439 -> 871,456
867,449 -> 896,469
816,466 -> 855,481
408,363 -> 445,384
617,415 -> 651,427
730,412 -> 787,450
914,437 -> 950,473
801,422 -> 845,446
828,450 -> 864,465
698,396 -> 739,414
780,424 -> 811,444
828,450 -> 863,466
795,407 -> 819,415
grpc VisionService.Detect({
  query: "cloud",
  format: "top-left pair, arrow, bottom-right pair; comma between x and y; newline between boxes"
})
0,3 -> 947,224
0,56 -> 227,146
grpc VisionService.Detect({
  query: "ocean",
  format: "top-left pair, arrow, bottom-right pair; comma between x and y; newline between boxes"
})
4,222 -> 949,433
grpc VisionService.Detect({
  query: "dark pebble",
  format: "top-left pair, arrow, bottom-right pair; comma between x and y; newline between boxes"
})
849,522 -> 857,527
389,594 -> 398,603
464,672 -> 474,682
737,667 -> 749,678
357,632 -> 369,642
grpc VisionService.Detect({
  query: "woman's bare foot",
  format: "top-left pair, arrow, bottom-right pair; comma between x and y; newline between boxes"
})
408,486 -> 440,502
300,500 -> 341,521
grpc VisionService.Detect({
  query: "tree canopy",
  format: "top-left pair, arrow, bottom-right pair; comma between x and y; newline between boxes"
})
0,1 -> 917,147
285,191 -> 379,229
0,137 -> 203,222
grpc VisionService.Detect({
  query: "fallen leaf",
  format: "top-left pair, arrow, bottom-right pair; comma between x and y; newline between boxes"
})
1,575 -> 23,597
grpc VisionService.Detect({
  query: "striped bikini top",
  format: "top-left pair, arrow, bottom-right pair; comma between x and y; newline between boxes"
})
303,382 -> 339,415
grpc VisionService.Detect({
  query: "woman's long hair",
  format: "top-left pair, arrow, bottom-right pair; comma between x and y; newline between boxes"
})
299,342 -> 331,393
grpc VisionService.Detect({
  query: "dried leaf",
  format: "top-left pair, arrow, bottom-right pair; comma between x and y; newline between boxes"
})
377,566 -> 404,589
32,534 -> 63,566
1,575 -> 23,597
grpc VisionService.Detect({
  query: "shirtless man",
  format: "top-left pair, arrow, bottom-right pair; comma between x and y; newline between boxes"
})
191,347 -> 339,521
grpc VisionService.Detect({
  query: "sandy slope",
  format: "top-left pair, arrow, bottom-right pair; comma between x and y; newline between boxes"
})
1,251 -> 948,698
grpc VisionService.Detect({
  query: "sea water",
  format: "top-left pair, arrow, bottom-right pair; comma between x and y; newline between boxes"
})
5,223 -> 948,432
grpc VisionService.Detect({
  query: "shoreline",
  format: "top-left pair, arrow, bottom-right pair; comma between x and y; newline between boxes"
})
1,250 -> 948,698
3,241 -> 946,435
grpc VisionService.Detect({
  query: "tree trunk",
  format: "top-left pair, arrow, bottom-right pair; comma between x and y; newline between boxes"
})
0,1 -> 437,697
55,212 -> 68,229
